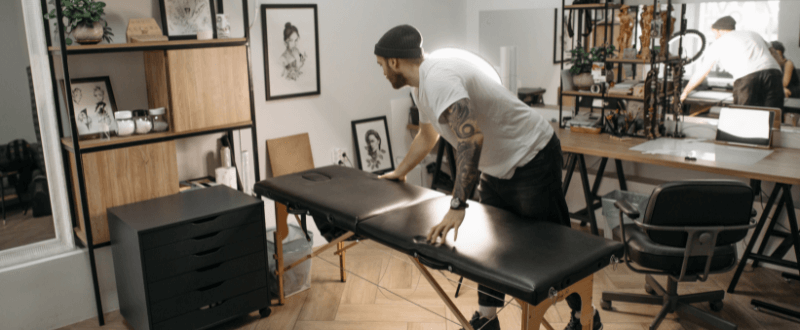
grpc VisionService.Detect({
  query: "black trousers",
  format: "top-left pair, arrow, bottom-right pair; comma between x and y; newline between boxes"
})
476,133 -> 582,312
733,69 -> 784,195
733,69 -> 784,108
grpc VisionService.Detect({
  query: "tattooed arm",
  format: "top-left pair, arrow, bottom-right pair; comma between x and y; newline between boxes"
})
427,98 -> 484,243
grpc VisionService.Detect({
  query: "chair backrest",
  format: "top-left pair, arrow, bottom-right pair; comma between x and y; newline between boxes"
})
4,139 -> 35,171
642,180 -> 753,247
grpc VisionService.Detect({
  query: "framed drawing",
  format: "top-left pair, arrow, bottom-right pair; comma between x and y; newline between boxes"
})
159,0 -> 217,40
261,4 -> 321,100
61,77 -> 118,139
351,116 -> 394,174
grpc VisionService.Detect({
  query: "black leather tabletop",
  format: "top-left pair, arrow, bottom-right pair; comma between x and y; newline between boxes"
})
253,165 -> 442,231
357,197 -> 624,306
254,166 -> 624,306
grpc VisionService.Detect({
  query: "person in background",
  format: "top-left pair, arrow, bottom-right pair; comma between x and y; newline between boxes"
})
680,16 -> 784,108
770,41 -> 800,99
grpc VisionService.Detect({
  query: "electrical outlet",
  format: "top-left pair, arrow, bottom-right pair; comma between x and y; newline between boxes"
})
332,148 -> 347,165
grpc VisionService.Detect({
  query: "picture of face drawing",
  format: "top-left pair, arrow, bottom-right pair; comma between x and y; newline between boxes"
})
165,0 -> 213,36
72,87 -> 82,105
281,22 -> 307,81
65,77 -> 118,137
77,108 -> 91,130
364,129 -> 386,170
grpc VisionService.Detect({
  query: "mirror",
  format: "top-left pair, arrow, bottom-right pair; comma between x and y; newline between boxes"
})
0,0 -> 57,251
0,0 -> 73,267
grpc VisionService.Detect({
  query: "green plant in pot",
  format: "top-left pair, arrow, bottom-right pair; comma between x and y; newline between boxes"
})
569,45 -> 615,91
45,0 -> 113,45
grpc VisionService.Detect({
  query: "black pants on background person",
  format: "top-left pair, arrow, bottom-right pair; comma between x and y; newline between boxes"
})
732,69 -> 784,196
733,69 -> 785,108
475,133 -> 582,311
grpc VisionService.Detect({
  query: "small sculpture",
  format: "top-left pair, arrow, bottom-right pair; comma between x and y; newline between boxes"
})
638,6 -> 654,61
659,6 -> 676,60
617,5 -> 635,57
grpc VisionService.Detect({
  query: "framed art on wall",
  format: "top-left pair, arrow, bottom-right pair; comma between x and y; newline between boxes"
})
351,116 -> 394,174
261,4 -> 321,100
159,0 -> 217,40
60,76 -> 118,139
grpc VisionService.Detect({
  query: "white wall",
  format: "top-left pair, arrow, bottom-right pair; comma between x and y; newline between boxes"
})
0,0 -> 37,144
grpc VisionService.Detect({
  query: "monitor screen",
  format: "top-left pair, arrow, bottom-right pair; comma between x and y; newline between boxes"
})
715,107 -> 774,146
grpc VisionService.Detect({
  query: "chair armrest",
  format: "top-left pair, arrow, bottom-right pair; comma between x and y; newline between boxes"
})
614,200 -> 640,220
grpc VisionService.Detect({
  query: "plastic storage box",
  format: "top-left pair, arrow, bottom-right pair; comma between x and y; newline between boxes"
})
601,190 -> 651,239
267,224 -> 313,297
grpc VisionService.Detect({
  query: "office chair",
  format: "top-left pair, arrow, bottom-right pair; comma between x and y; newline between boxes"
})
601,180 -> 757,330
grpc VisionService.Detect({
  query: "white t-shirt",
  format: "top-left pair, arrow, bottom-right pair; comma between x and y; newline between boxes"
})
413,57 -> 554,179
699,31 -> 780,81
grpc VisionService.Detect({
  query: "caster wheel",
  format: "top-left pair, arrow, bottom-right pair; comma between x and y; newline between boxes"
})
601,300 -> 612,311
644,283 -> 657,295
709,300 -> 724,312
260,307 -> 272,318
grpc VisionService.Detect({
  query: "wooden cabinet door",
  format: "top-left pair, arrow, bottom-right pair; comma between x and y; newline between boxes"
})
145,46 -> 252,134
70,141 -> 179,244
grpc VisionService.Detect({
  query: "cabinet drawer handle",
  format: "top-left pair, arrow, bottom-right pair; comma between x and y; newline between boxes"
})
195,247 -> 221,257
196,262 -> 223,272
192,216 -> 217,225
192,231 -> 221,240
197,281 -> 224,292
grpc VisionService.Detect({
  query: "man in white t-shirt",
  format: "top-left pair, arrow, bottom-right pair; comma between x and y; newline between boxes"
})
373,25 -> 601,330
680,16 -> 784,108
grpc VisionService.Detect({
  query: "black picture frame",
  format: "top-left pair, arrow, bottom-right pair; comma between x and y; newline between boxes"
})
59,76 -> 119,140
261,4 -> 321,101
159,0 -> 217,40
351,116 -> 395,174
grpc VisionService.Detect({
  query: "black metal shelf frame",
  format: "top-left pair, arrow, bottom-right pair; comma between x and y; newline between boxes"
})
51,38 -> 248,55
43,0 -> 262,325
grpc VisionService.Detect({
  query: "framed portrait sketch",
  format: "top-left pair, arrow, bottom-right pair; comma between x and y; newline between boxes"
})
351,116 -> 395,174
159,0 -> 217,40
261,4 -> 321,100
61,77 -> 118,139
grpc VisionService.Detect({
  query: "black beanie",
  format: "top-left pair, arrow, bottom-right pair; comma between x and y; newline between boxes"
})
712,16 -> 736,31
374,25 -> 423,58
771,41 -> 785,53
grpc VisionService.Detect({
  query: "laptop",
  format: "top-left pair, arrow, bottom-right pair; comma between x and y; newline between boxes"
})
715,106 -> 778,149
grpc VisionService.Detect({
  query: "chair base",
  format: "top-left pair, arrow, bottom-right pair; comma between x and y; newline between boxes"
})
601,275 -> 737,330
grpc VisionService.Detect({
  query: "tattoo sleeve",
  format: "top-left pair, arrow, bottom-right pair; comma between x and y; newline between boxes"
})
442,98 -> 483,203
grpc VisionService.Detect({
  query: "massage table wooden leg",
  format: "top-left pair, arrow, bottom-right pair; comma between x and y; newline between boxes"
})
338,241 -> 347,282
518,275 -> 593,330
410,256 -> 475,330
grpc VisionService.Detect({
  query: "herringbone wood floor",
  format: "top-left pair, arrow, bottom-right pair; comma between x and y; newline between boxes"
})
58,225 -> 800,330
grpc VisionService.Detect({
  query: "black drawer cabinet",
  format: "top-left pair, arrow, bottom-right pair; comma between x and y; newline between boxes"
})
108,186 -> 271,330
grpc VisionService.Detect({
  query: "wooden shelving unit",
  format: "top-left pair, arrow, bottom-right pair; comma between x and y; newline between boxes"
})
48,38 -> 247,54
43,0 -> 260,326
558,0 -> 686,138
61,121 -> 252,153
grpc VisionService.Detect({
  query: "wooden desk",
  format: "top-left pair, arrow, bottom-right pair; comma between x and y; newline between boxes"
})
554,124 -> 800,294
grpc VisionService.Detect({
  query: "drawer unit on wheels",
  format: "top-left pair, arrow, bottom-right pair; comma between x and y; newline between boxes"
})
108,186 -> 271,330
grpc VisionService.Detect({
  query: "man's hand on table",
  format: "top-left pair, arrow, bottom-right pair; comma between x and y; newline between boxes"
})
378,171 -> 406,182
427,209 -> 465,245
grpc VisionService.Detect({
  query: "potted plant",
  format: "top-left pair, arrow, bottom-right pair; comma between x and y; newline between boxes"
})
569,45 -> 615,90
44,0 -> 113,45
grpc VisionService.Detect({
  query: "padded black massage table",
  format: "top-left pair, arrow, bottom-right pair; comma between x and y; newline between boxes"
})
254,165 -> 624,330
